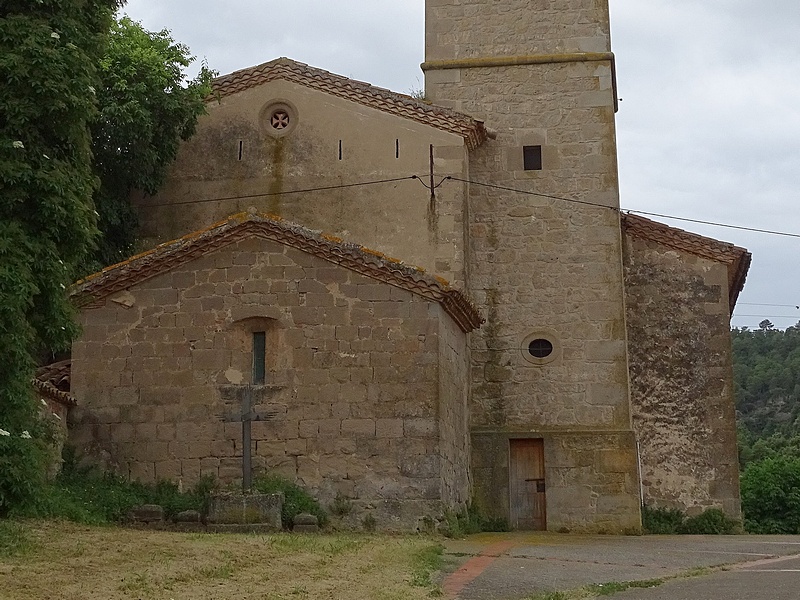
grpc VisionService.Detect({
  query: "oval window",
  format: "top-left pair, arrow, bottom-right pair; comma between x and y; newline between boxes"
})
528,339 -> 554,359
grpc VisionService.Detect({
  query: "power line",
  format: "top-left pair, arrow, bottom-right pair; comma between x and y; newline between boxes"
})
137,172 -> 800,241
733,315 -> 800,320
740,303 -> 799,309
624,209 -> 800,240
138,176 -> 419,209
443,176 -> 800,240
446,176 -> 612,211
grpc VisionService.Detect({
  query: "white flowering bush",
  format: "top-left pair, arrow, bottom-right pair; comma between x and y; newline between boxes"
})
0,423 -> 49,516
0,393 -> 59,517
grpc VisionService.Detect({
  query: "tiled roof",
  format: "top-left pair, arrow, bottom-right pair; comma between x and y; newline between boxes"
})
73,211 -> 484,333
210,57 -> 488,150
622,213 -> 751,311
33,360 -> 75,407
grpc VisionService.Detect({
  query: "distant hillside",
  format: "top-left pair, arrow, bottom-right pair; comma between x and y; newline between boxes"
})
733,321 -> 800,438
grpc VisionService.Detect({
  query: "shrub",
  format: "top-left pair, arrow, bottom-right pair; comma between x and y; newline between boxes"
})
741,456 -> 800,533
679,509 -> 739,535
252,473 -> 327,529
329,493 -> 353,517
0,400 -> 59,518
641,505 -> 685,534
12,455 -> 215,524
440,504 -> 509,538
642,504 -> 740,535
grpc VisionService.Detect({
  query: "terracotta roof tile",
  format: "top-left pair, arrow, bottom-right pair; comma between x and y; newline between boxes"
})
33,360 -> 75,407
210,57 -> 488,150
622,213 -> 751,311
73,212 -> 484,333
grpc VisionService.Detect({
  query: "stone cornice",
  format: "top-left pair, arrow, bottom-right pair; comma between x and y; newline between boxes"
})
421,52 -> 614,71
422,52 -> 619,113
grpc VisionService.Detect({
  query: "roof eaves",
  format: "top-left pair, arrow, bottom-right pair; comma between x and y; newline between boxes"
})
621,213 -> 751,314
32,378 -> 76,407
73,212 -> 484,333
209,58 -> 487,149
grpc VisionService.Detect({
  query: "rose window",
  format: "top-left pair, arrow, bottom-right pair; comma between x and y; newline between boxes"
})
271,110 -> 290,130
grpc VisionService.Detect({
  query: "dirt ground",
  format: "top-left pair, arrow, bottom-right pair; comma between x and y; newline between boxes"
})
0,521 -> 443,600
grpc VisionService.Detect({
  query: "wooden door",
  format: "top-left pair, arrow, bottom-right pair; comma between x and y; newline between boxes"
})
509,438 -> 546,530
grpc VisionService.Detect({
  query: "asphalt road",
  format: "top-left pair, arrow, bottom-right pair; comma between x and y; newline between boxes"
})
442,533 -> 800,599
612,555 -> 800,600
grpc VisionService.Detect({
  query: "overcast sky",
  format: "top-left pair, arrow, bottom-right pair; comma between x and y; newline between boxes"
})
122,0 -> 800,330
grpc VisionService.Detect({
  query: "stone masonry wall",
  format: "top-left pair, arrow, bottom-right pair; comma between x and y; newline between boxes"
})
134,79 -> 469,287
69,236 -> 469,529
426,0 -> 611,61
425,0 -> 641,531
624,235 -> 742,518
471,431 -> 641,533
437,311 -> 471,511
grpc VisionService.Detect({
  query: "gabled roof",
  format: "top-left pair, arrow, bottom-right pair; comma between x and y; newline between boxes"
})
211,57 -> 488,150
73,211 -> 483,333
621,213 -> 751,311
34,360 -> 75,407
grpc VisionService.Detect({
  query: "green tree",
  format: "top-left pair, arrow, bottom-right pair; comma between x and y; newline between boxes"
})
732,321 -> 800,438
89,17 -> 214,269
0,0 -> 121,515
741,456 -> 800,533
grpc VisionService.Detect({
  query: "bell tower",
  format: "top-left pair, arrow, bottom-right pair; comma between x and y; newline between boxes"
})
423,1 -> 642,532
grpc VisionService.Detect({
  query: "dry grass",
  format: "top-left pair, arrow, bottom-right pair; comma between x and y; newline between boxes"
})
0,521 -> 443,600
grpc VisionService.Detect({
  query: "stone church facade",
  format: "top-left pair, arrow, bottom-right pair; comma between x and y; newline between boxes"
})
65,0 -> 750,531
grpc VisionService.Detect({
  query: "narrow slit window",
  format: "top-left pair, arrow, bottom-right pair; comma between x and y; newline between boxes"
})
338,140 -> 343,161
252,331 -> 266,384
396,139 -> 400,159
523,145 -> 543,171
238,140 -> 244,161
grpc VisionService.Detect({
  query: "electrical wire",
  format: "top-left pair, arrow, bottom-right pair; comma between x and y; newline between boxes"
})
138,175 -> 419,209
740,303 -> 799,309
443,176 -> 800,239
137,172 -> 800,240
734,315 -> 800,320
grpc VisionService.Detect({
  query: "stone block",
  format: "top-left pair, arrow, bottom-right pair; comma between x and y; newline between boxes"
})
127,504 -> 164,524
206,492 -> 283,527
598,449 -> 636,474
155,460 -> 182,481
376,418 -> 404,438
293,512 -> 319,533
174,510 -> 202,523
341,419 -> 375,437
404,418 -> 437,437
129,461 -> 155,483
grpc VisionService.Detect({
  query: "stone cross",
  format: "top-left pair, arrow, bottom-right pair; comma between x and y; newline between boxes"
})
221,385 -> 276,491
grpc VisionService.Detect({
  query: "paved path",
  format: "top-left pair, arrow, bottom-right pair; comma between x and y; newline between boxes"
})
441,533 -> 800,599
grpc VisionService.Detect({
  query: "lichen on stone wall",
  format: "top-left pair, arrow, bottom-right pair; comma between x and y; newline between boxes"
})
624,237 -> 741,516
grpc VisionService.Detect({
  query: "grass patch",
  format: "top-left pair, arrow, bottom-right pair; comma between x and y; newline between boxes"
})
525,592 -> 571,600
0,520 -> 34,557
0,522 -> 437,600
524,565 -> 720,599
588,579 -> 663,595
410,543 -> 444,591
10,457 -> 215,524
8,451 -> 329,532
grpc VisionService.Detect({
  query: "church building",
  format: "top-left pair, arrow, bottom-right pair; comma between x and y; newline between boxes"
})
64,0 -> 750,531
